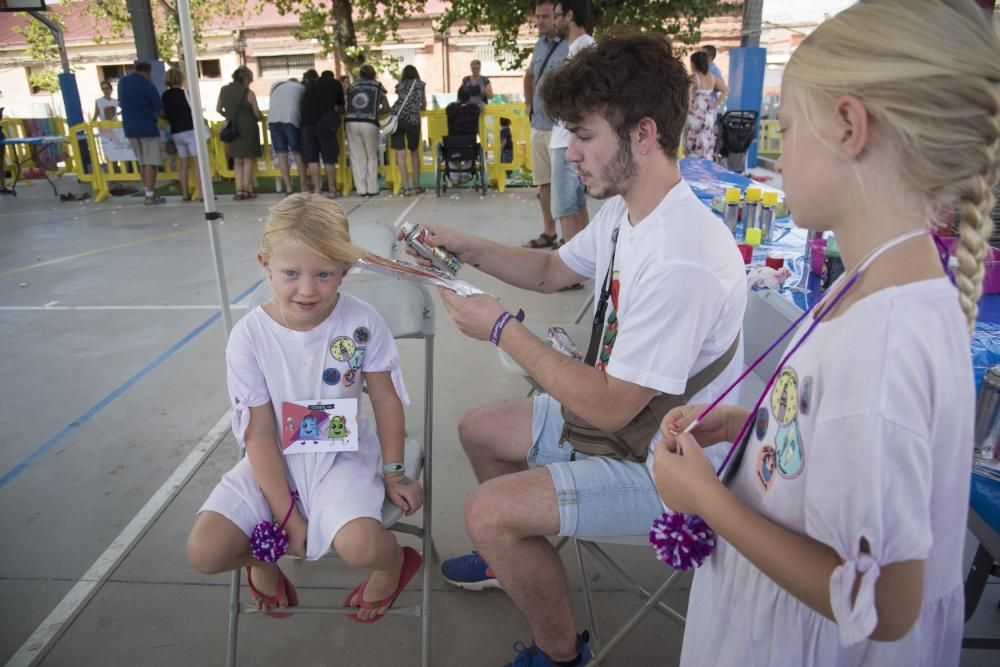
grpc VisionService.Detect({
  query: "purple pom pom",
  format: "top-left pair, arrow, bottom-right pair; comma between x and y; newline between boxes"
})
250,520 -> 289,564
649,510 -> 715,571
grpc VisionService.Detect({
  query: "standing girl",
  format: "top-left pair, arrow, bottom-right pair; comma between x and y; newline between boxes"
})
684,50 -> 726,159
187,193 -> 423,622
391,65 -> 427,197
654,1 -> 999,665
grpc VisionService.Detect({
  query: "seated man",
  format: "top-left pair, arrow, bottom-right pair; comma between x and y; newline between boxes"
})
443,86 -> 482,179
406,33 -> 747,667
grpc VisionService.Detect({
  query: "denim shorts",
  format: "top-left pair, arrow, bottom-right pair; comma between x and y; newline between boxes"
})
528,394 -> 665,538
269,122 -> 301,154
549,147 -> 586,219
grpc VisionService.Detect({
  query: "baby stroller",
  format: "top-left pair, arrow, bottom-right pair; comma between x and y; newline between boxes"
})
435,135 -> 488,196
715,110 -> 758,173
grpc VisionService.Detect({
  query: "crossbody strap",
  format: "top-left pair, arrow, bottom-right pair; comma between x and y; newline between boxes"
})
583,226 -> 620,365
536,38 -> 562,85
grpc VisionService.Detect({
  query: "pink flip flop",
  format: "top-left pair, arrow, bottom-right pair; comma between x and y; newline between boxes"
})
344,546 -> 423,624
246,564 -> 299,619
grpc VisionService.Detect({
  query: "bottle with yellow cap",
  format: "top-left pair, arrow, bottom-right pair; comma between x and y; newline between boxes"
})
723,186 -> 741,237
758,190 -> 779,243
742,186 -> 762,234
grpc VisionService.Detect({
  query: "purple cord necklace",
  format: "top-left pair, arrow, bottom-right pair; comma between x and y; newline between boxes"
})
650,228 -> 933,571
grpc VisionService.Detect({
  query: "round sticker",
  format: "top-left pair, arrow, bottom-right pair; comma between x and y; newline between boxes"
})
342,369 -> 358,387
770,368 -> 798,426
799,376 -> 813,416
330,336 -> 356,362
776,422 -> 804,479
755,444 -> 777,493
322,368 -> 342,386
354,326 -> 371,344
754,406 -> 769,441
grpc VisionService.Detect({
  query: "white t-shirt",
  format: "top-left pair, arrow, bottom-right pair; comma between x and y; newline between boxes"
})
681,277 -> 973,667
559,179 -> 747,474
227,293 -> 408,485
95,97 -> 118,120
549,33 -> 596,150
267,79 -> 305,127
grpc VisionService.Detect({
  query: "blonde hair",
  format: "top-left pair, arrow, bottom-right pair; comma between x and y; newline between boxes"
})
165,67 -> 184,88
261,193 -> 366,267
784,0 -> 1000,332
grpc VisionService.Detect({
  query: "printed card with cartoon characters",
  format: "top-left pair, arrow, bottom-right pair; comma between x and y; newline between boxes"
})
281,399 -> 359,455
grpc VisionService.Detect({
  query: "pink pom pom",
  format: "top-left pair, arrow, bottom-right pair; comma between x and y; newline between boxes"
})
250,520 -> 290,564
649,510 -> 715,571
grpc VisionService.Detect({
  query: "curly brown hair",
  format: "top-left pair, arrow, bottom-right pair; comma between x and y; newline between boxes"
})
539,31 -> 688,159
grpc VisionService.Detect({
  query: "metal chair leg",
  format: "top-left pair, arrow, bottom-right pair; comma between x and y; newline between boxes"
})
226,567 -> 241,667
573,538 -> 601,649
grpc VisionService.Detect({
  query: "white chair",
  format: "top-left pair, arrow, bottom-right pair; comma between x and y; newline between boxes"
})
225,271 -> 437,667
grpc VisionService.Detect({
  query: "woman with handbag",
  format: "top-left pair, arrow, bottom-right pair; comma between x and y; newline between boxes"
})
390,66 -> 426,196
217,66 -> 262,200
344,65 -> 389,198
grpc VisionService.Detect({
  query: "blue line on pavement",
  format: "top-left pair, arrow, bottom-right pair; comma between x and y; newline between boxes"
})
0,279 -> 263,489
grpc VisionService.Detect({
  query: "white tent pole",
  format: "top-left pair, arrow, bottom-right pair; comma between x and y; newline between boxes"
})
177,0 -> 233,334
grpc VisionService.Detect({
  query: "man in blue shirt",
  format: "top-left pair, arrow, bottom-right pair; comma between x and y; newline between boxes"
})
521,0 -> 568,249
118,61 -> 165,205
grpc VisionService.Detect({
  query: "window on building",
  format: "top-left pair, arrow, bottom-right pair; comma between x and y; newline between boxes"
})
100,64 -> 132,84
257,54 -> 315,78
197,59 -> 222,79
379,46 -> 417,68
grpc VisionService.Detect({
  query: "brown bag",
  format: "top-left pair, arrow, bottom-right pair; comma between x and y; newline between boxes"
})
560,333 -> 740,462
558,224 -> 740,462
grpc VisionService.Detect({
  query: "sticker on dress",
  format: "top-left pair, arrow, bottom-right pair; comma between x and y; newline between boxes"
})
755,443 -> 777,493
327,415 -> 352,438
775,422 -> 804,479
330,336 -> 356,362
771,368 -> 798,426
353,326 -> 370,344
322,368 -> 342,386
342,368 -> 358,387
348,346 -> 366,370
754,407 -> 769,441
799,376 -> 812,416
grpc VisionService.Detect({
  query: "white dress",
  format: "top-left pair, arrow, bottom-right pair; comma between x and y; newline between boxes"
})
199,294 -> 409,560
681,278 -> 973,667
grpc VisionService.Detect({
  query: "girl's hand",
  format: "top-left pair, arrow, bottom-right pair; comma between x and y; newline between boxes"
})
283,511 -> 308,559
658,404 -> 747,453
651,433 -> 724,515
385,475 -> 424,516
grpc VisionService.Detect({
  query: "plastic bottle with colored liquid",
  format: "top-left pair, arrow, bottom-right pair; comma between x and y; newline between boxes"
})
742,187 -> 762,234
820,236 -> 845,290
723,187 -> 741,237
759,191 -> 778,243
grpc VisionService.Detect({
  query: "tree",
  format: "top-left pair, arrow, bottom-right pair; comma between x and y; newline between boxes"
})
439,0 -> 740,69
275,0 -> 737,75
13,14 -> 65,94
86,0 -> 246,64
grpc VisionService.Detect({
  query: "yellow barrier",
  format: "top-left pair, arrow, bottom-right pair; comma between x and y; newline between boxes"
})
758,119 -> 782,156
65,122 -> 109,202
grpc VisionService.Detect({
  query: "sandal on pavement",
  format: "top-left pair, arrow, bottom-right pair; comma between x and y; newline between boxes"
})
246,564 -> 299,619
344,546 -> 423,624
233,191 -> 247,201
402,188 -> 412,197
414,187 -> 427,195
523,233 -> 558,249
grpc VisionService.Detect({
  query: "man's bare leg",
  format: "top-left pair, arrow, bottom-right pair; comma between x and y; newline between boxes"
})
539,183 -> 556,238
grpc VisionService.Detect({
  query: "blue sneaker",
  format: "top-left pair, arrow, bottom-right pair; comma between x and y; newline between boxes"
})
440,550 -> 502,591
505,632 -> 592,667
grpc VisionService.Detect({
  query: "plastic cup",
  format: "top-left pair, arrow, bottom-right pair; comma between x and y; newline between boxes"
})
765,255 -> 785,270
737,244 -> 753,264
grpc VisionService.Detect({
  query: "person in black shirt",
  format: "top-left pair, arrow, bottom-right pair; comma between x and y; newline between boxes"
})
162,67 -> 197,201
446,86 -> 481,138
300,70 -> 345,196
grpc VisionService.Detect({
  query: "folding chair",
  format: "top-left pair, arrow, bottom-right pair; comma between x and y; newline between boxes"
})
573,536 -> 686,665
225,271 -> 437,667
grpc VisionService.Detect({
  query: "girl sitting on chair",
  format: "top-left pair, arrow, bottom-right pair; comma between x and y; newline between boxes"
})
187,193 -> 423,623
